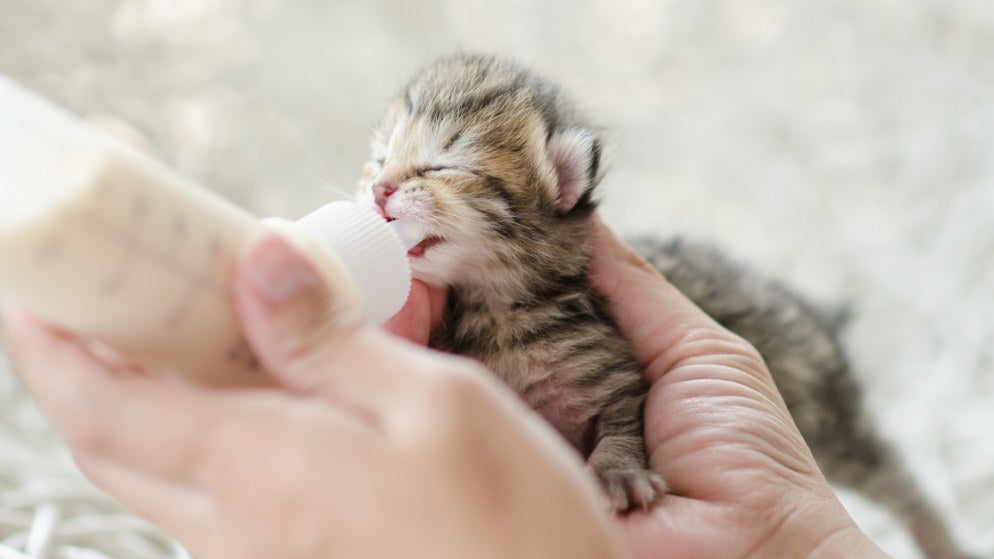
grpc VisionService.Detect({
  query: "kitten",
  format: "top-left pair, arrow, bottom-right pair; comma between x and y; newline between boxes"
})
630,238 -> 976,559
355,54 -> 975,557
358,54 -> 661,512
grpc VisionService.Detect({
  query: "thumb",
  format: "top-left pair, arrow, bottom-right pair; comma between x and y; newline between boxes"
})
233,229 -> 365,393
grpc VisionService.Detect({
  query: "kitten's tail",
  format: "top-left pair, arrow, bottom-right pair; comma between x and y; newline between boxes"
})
825,430 -> 979,559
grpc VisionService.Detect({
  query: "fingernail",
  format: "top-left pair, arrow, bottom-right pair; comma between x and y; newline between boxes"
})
244,233 -> 319,301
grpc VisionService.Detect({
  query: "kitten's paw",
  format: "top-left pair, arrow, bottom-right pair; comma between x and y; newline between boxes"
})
596,468 -> 667,513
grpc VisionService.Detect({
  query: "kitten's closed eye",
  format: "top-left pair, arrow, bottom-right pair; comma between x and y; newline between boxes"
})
368,162 -> 458,177
414,165 -> 450,176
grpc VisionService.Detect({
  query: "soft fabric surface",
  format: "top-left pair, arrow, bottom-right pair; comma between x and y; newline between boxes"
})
1,1 -> 991,557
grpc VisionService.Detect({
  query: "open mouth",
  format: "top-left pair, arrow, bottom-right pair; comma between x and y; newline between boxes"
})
384,214 -> 444,257
408,235 -> 444,257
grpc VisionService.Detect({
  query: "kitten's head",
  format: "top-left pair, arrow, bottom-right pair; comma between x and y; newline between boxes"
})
357,54 -> 603,293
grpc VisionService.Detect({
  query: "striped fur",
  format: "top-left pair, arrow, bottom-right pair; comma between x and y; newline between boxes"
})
629,238 -> 977,558
358,54 -> 660,511
356,53 -> 976,555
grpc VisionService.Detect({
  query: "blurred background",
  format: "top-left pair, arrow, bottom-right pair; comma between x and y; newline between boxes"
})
1,0 -> 992,557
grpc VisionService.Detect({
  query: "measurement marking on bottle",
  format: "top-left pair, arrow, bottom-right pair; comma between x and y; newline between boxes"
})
226,336 -> 260,371
59,206 -> 230,309
37,232 -> 65,261
26,171 -> 247,335
208,236 -> 223,259
100,194 -> 150,296
163,211 -> 204,331
132,194 -> 149,217
172,215 -> 188,239
164,281 -> 198,331
101,264 -> 129,296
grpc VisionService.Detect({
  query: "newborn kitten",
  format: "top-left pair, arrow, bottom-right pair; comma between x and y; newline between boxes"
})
359,54 -> 661,512
630,238 -> 977,559
355,54 -> 975,557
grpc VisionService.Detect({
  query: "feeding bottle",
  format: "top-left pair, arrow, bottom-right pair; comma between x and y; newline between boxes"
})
0,76 -> 422,386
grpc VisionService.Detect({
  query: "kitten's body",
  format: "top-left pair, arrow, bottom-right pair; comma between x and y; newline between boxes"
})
357,54 -> 974,557
633,238 -> 973,559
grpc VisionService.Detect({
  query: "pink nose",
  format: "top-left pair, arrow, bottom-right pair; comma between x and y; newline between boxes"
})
373,180 -> 397,209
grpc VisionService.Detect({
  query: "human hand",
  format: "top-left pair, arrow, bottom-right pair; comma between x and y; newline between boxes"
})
2,231 -> 626,559
587,218 -> 887,558
381,277 -> 447,345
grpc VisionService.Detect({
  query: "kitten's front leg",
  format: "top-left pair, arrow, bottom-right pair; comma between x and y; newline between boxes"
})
588,387 -> 667,513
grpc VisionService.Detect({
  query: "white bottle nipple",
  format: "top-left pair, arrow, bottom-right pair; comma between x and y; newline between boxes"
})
0,75 -> 426,386
292,202 -> 425,324
387,218 -> 426,252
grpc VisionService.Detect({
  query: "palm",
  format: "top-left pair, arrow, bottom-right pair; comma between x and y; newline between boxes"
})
616,335 -> 834,559
391,229 -> 846,558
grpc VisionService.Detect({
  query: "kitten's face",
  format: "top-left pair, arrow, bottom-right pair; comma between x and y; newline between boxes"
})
355,56 -> 601,291
358,100 -> 552,287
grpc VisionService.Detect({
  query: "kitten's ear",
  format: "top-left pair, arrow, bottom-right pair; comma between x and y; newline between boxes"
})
546,128 -> 601,214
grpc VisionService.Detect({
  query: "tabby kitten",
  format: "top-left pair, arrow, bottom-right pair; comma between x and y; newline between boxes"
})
358,54 -> 661,512
354,54 -> 975,558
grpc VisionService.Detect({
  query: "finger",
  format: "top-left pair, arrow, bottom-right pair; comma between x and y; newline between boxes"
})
4,308 -> 204,480
381,279 -> 448,345
2,306 -> 130,377
587,221 -> 808,480
234,230 -> 442,406
4,306 -> 375,487
74,453 -> 214,546
587,217 -> 757,382
3,306 -> 135,425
